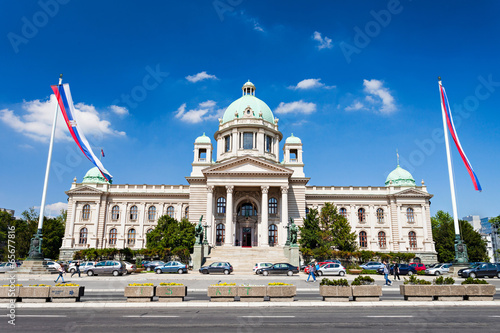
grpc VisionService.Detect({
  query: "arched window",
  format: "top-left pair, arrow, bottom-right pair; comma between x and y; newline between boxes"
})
376,208 -> 384,223
378,231 -> 386,248
407,208 -> 415,222
82,204 -> 90,220
127,229 -> 136,245
184,206 -> 189,219
79,227 -> 88,244
238,202 -> 257,216
109,228 -> 117,245
148,206 -> 156,221
269,224 -> 278,246
268,198 -> 278,215
146,228 -> 153,234
167,206 -> 174,218
130,205 -> 138,220
217,197 -> 226,214
216,224 -> 225,245
409,231 -> 417,248
359,231 -> 367,248
339,207 -> 347,218
111,205 -> 120,220
358,208 -> 366,222
305,207 -> 310,215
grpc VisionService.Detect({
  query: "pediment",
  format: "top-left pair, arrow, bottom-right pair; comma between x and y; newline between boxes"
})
203,156 -> 293,176
66,185 -> 105,195
393,188 -> 433,198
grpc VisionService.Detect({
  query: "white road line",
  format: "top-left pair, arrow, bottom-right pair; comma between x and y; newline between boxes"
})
240,316 -> 296,318
490,316 -> 500,317
123,315 -> 180,318
7,315 -> 67,318
365,316 -> 413,318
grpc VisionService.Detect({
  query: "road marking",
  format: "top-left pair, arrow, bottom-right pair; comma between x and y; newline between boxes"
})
123,315 -> 180,318
7,315 -> 67,318
240,316 -> 296,318
490,316 -> 500,318
365,316 -> 413,318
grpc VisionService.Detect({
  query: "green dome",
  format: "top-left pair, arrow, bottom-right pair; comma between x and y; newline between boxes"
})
285,133 -> 302,144
82,167 -> 111,184
195,133 -> 211,144
385,165 -> 415,187
221,82 -> 274,124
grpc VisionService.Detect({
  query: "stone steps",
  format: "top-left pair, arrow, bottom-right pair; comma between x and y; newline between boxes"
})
205,246 -> 289,272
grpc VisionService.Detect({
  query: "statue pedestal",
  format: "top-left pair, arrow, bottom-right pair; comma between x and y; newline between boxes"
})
193,244 -> 204,271
16,259 -> 54,274
289,246 -> 300,267
283,245 -> 290,262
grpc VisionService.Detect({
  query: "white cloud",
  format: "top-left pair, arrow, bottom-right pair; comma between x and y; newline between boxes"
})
290,78 -> 336,90
185,71 -> 218,83
363,79 -> 396,114
250,18 -> 265,32
109,105 -> 129,116
312,31 -> 333,50
345,101 -> 365,111
34,202 -> 68,218
174,100 -> 224,124
275,100 -> 317,115
0,95 -> 126,143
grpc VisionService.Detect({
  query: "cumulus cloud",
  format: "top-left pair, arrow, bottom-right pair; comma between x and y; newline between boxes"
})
275,100 -> 317,115
174,100 -> 224,124
345,101 -> 365,111
312,31 -> 333,50
35,202 -> 68,218
363,79 -> 396,114
0,95 -> 126,143
109,105 -> 129,116
290,78 -> 336,90
185,71 -> 218,83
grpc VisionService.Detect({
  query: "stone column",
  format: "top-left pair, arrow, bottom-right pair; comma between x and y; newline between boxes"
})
225,186 -> 234,246
281,186 -> 289,245
91,201 -> 100,248
206,185 -> 214,245
260,186 -> 269,247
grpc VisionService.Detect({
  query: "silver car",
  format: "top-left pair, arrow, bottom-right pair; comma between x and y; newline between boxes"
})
425,263 -> 450,276
68,261 -> 95,273
83,260 -> 127,276
317,263 -> 346,276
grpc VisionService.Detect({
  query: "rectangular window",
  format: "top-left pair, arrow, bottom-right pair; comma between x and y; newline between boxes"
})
290,149 -> 298,162
243,132 -> 253,149
199,149 -> 206,162
265,135 -> 272,153
224,135 -> 231,152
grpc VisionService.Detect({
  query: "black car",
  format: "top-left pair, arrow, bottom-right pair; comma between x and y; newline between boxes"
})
199,262 -> 233,275
458,263 -> 499,278
258,263 -> 299,276
143,260 -> 165,271
377,264 -> 416,276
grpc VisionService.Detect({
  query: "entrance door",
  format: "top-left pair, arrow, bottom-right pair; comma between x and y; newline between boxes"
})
242,227 -> 252,247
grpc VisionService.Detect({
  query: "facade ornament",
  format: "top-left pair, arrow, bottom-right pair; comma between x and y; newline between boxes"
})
226,185 -> 234,194
261,185 -> 269,194
281,185 -> 289,194
207,185 -> 214,193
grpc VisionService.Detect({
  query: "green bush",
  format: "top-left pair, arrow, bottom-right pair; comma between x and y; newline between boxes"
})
434,276 -> 455,285
320,278 -> 349,286
351,275 -> 375,286
360,269 -> 378,275
461,277 -> 488,285
404,274 -> 431,285
416,270 -> 426,275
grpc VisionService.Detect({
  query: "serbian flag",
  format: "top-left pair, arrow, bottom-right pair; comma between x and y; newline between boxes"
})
439,81 -> 481,191
51,83 -> 113,182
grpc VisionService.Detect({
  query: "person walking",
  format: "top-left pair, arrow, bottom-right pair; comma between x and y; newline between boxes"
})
393,261 -> 400,281
314,261 -> 320,276
306,262 -> 316,282
71,260 -> 81,278
383,261 -> 392,286
55,264 -> 66,283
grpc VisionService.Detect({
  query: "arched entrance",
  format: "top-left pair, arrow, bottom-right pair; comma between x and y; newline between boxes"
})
236,200 -> 258,247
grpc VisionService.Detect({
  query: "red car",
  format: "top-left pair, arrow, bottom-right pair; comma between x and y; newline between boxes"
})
409,263 -> 426,271
304,260 -> 340,274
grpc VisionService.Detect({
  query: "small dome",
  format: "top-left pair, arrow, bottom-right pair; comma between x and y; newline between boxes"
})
242,81 -> 255,88
82,167 -> 111,184
221,81 -> 274,124
285,133 -> 302,144
195,133 -> 211,144
385,165 -> 415,187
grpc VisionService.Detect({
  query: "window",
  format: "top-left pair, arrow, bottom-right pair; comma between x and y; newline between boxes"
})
339,207 -> 347,218
306,207 -> 309,215
198,148 -> 206,162
127,229 -> 136,245
146,228 -> 153,234
224,135 -> 231,152
268,198 -> 278,215
376,208 -> 384,223
111,205 -> 120,220
243,132 -> 253,149
359,231 -> 367,248
407,208 -> 415,223
184,206 -> 189,219
109,228 -> 117,245
130,205 -> 138,220
409,231 -> 417,248
290,149 -> 298,162
82,204 -> 90,220
148,206 -> 156,221
269,224 -> 278,246
167,206 -> 175,218
358,208 -> 366,222
79,227 -> 88,244
217,197 -> 226,214
378,231 -> 386,248
265,135 -> 272,153
216,224 -> 225,245
239,203 -> 257,216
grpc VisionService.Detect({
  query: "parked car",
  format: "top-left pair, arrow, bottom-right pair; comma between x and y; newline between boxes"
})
360,262 -> 385,270
317,263 -> 346,276
123,261 -> 137,274
253,262 -> 272,273
199,262 -> 233,275
68,261 -> 95,274
458,263 -> 499,278
143,260 -> 166,271
377,264 -> 416,276
0,262 -> 18,273
304,260 -> 343,274
257,263 -> 299,276
83,260 -> 127,276
425,264 -> 450,276
155,261 -> 188,274
409,263 -> 426,271
44,260 -> 61,271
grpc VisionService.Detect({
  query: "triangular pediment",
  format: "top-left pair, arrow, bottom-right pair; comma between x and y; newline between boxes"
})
393,187 -> 433,198
66,185 -> 105,195
203,156 -> 293,176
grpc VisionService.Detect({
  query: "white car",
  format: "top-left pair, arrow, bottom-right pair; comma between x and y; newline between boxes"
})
44,260 -> 61,271
68,261 -> 95,273
123,261 -> 137,274
253,262 -> 272,273
425,263 -> 450,276
317,263 -> 346,276
0,262 -> 17,273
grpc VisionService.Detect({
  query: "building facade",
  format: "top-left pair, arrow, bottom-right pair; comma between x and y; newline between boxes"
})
59,82 -> 437,262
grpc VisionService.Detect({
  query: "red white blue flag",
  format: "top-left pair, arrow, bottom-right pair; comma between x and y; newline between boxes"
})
439,82 -> 481,191
51,83 -> 113,182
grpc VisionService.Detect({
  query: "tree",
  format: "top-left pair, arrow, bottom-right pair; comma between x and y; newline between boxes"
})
0,211 -> 16,261
298,208 -> 322,250
320,203 -> 357,252
146,215 -> 195,258
41,212 -> 66,260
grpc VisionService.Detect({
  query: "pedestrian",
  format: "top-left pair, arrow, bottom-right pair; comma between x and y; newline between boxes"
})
71,260 -> 81,278
55,264 -> 66,283
393,261 -> 400,281
383,261 -> 392,286
314,261 -> 320,276
306,262 -> 316,282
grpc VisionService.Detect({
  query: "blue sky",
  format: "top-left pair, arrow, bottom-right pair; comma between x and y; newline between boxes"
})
1,0 -> 499,220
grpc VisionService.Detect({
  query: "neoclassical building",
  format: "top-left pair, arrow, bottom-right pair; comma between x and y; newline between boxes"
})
59,81 -> 437,262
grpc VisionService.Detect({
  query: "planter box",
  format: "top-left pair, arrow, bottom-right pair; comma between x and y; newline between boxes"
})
464,284 -> 496,301
156,285 -> 187,302
0,286 -> 21,303
50,286 -> 85,302
351,285 -> 382,301
136,268 -> 145,273
237,286 -> 266,302
266,285 -> 296,302
319,285 -> 352,302
19,286 -> 50,303
432,285 -> 465,301
349,269 -> 363,275
208,286 -> 236,302
124,286 -> 155,302
400,285 -> 468,301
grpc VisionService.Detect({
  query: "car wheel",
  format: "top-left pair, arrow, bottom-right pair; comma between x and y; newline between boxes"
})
470,272 -> 476,278
178,269 -> 183,274
339,271 -> 345,276
263,271 -> 269,276
318,271 -> 323,276
435,271 -> 440,276
287,270 -> 293,276
112,270 -> 119,277
87,270 -> 94,276
497,272 -> 500,278
69,268 -> 75,273
203,270 -> 209,274
224,269 -> 230,275
407,271 -> 413,276
156,269 -> 162,274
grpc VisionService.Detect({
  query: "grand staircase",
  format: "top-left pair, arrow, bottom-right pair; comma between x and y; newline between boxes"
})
205,246 -> 289,273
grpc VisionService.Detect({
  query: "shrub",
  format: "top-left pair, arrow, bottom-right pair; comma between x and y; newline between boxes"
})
159,282 -> 184,286
416,270 -> 426,275
461,277 -> 488,285
403,275 -> 431,285
210,283 -> 236,286
433,276 -> 455,285
128,283 -> 154,286
360,269 -> 378,275
320,278 -> 349,286
268,282 -> 292,286
351,275 -> 375,286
